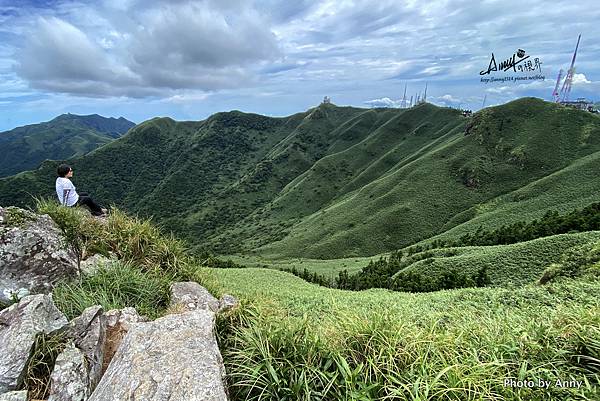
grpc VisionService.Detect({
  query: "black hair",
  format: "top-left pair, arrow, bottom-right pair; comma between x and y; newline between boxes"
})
57,164 -> 72,177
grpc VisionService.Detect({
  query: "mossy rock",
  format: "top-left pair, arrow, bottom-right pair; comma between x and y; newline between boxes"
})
1,206 -> 37,228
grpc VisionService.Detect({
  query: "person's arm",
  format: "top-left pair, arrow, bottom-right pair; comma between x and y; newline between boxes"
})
63,179 -> 76,206
62,188 -> 71,206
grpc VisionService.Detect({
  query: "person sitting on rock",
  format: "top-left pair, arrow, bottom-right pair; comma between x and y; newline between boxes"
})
55,164 -> 106,216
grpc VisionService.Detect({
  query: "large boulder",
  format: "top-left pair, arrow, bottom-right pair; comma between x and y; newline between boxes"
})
46,305 -> 107,400
0,206 -> 78,303
89,310 -> 228,401
0,294 -> 68,394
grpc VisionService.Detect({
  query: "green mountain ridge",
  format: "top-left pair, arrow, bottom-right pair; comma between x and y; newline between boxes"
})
0,113 -> 135,177
0,98 -> 598,259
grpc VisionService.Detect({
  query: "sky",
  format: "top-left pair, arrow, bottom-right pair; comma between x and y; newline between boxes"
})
1,0 -> 599,131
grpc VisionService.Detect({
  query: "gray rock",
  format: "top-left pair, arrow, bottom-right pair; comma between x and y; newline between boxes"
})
79,254 -> 111,276
89,310 -> 228,401
47,342 -> 89,401
0,206 -> 78,303
0,390 -> 27,401
0,294 -> 68,393
105,307 -> 143,330
170,282 -> 219,313
102,308 -> 145,376
218,294 -> 239,313
68,306 -> 106,391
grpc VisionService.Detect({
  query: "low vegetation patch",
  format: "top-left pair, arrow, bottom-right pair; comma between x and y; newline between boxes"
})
2,205 -> 36,227
34,199 -> 221,320
540,239 -> 600,284
36,198 -> 190,271
407,201 -> 600,254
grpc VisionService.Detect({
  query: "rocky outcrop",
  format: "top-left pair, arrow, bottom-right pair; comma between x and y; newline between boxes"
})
47,342 -> 89,401
88,310 -> 228,401
0,206 -> 78,303
46,305 -> 106,400
0,294 -> 68,394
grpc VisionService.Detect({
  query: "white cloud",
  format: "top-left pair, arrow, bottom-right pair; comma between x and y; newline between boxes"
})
572,73 -> 591,85
13,2 -> 280,97
429,94 -> 463,107
17,17 -> 127,84
364,97 -> 403,108
164,93 -> 210,104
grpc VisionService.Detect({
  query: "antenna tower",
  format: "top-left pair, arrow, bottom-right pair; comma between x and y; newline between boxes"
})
559,34 -> 581,102
552,70 -> 563,102
482,94 -> 487,109
402,83 -> 407,108
423,83 -> 428,103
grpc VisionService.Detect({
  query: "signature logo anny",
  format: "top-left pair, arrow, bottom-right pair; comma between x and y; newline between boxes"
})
480,49 -> 542,75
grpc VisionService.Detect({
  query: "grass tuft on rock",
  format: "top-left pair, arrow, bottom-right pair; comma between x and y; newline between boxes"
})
19,332 -> 69,400
53,260 -> 172,320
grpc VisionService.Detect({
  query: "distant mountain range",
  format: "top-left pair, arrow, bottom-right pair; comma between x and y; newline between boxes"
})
0,114 -> 135,177
0,98 -> 598,258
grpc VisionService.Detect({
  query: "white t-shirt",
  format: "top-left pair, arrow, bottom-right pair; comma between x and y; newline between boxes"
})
55,177 -> 79,206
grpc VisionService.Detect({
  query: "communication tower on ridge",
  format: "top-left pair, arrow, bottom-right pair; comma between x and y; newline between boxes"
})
552,69 -> 564,102
551,35 -> 596,112
552,35 -> 581,103
414,83 -> 428,105
322,96 -> 331,104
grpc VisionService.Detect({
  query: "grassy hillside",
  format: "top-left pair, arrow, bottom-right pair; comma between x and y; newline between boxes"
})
257,98 -> 600,258
0,114 -> 134,177
1,98 -> 599,259
395,231 -> 600,286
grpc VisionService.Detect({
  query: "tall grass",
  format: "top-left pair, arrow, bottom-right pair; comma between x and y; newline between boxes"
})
214,268 -> 600,400
27,198 -> 600,400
